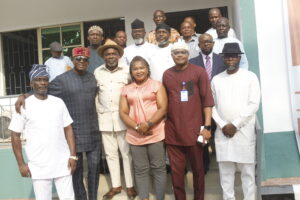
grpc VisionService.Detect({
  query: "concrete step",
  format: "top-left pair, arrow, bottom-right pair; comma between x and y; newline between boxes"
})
95,154 -> 244,200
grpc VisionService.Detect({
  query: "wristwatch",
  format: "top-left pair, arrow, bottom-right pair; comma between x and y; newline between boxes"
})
69,156 -> 78,161
204,125 -> 211,131
135,124 -> 139,131
147,121 -> 153,128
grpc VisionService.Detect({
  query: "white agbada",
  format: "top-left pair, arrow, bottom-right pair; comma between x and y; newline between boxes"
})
149,44 -> 175,82
206,27 -> 236,40
45,56 -> 74,82
211,68 -> 260,164
9,95 -> 73,179
123,42 -> 155,65
213,37 -> 249,70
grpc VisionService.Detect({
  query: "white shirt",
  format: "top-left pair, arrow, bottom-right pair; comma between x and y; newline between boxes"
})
123,42 -> 155,65
45,56 -> 74,82
150,44 -> 175,82
9,95 -> 73,179
211,68 -> 260,163
206,27 -> 237,40
94,63 -> 130,132
213,37 -> 249,70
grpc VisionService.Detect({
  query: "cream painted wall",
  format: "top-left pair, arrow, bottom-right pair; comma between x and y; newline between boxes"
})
254,0 -> 294,133
0,0 -> 236,37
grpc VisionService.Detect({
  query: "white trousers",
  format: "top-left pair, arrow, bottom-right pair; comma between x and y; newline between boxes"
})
102,131 -> 133,188
32,175 -> 74,200
218,162 -> 256,200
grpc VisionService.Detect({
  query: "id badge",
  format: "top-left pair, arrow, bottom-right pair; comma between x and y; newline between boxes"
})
180,90 -> 188,102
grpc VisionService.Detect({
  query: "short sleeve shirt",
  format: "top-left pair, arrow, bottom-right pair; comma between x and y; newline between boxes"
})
121,79 -> 165,145
163,64 -> 214,146
9,95 -> 73,179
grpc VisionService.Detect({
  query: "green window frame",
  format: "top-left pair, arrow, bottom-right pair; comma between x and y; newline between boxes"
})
37,23 -> 84,64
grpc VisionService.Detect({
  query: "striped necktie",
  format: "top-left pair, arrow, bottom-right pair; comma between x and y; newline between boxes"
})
205,55 -> 212,80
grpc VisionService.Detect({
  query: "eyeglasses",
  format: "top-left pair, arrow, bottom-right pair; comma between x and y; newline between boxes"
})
172,50 -> 189,55
74,56 -> 89,62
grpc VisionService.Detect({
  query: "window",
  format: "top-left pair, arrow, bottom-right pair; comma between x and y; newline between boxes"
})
38,23 -> 84,63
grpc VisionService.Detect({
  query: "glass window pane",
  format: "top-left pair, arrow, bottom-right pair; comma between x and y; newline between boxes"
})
42,50 -> 51,63
62,25 -> 81,46
63,47 -> 74,58
41,27 -> 60,48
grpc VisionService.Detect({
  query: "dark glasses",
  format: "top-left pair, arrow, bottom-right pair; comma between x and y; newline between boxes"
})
75,56 -> 89,62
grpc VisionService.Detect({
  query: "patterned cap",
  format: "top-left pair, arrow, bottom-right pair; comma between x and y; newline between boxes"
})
88,25 -> 103,35
29,64 -> 49,81
72,47 -> 90,58
171,41 -> 189,52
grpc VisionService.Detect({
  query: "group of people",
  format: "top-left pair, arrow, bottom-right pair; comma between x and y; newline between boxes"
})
9,7 -> 260,200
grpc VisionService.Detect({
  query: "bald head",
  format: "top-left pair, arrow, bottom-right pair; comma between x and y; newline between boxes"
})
153,10 -> 166,25
208,8 -> 222,28
184,16 -> 196,29
216,17 -> 230,39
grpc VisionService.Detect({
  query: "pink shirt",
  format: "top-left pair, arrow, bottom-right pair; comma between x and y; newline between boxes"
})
121,78 -> 165,145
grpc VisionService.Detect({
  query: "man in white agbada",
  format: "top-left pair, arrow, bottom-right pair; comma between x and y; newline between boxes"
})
213,17 -> 249,70
150,23 -> 174,82
44,41 -> 73,82
211,43 -> 260,200
9,64 -> 77,200
206,8 -> 237,40
123,19 -> 155,66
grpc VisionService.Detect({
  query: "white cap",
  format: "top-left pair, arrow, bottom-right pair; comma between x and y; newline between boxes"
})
171,41 -> 189,52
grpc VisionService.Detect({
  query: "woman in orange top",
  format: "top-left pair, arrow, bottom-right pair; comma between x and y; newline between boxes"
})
119,56 -> 167,200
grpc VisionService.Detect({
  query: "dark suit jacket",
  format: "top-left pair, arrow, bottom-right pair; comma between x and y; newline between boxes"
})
189,52 -> 226,79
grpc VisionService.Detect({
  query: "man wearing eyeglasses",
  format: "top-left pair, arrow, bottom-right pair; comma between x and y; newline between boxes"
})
189,33 -> 226,174
15,47 -> 101,200
163,41 -> 214,200
211,43 -> 260,200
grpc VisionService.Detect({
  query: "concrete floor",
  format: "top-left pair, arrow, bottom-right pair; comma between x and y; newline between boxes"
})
95,154 -> 244,200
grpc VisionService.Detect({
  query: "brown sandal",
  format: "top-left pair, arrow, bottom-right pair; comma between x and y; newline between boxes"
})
103,186 -> 122,199
127,187 -> 137,200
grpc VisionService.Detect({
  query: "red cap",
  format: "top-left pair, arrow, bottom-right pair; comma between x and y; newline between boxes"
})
72,47 -> 90,58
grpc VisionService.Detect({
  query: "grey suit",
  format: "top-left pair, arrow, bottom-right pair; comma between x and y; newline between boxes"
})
49,69 -> 100,200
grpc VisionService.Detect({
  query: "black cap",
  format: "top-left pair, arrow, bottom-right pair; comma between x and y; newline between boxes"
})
155,23 -> 171,32
220,43 -> 244,55
131,19 -> 144,29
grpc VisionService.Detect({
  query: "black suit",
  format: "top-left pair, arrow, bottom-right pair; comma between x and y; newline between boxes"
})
189,52 -> 226,174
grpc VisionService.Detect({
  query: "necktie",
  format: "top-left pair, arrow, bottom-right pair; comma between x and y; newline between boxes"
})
205,55 -> 212,80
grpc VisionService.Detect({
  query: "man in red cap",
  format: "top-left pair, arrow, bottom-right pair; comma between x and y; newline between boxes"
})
15,47 -> 101,200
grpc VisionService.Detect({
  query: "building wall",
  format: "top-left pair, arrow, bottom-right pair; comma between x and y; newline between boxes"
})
254,0 -> 293,133
253,0 -> 300,181
0,0 -> 236,35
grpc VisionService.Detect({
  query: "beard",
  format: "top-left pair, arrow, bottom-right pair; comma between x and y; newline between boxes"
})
227,66 -> 236,71
158,40 -> 169,47
134,38 -> 144,45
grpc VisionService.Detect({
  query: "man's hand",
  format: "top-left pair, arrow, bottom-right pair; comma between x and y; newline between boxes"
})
200,128 -> 211,141
68,159 -> 77,174
19,163 -> 31,178
15,94 -> 26,113
222,123 -> 237,138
